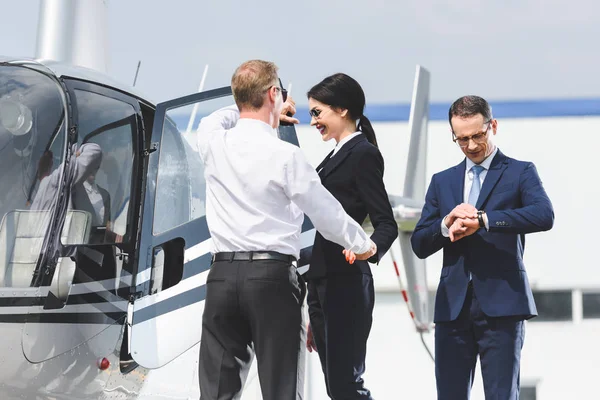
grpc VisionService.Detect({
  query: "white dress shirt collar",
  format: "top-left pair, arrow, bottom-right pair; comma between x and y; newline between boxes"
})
465,146 -> 498,173
331,131 -> 362,157
235,118 -> 278,138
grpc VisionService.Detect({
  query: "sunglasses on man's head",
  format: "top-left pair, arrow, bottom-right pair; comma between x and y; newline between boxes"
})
276,78 -> 288,103
280,87 -> 288,103
269,86 -> 288,103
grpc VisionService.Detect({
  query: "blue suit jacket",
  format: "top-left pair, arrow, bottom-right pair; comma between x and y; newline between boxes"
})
410,150 -> 554,323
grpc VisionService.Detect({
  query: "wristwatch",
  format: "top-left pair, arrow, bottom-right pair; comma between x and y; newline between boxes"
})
477,210 -> 486,229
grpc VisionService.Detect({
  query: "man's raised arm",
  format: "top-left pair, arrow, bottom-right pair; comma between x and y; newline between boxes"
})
196,105 -> 239,157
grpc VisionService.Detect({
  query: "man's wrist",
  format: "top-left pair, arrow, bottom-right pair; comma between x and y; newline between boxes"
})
443,214 -> 452,229
441,217 -> 451,237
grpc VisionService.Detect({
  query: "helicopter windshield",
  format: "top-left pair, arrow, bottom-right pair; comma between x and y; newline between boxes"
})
0,64 -> 67,288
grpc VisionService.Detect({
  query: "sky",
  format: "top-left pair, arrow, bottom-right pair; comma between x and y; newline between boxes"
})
1,0 -> 599,106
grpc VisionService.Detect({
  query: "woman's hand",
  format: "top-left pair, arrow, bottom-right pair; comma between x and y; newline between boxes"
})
342,240 -> 377,264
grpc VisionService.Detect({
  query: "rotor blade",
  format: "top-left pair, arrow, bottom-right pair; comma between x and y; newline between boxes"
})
398,65 -> 433,331
186,64 -> 209,134
403,65 -> 430,200
399,232 -> 432,331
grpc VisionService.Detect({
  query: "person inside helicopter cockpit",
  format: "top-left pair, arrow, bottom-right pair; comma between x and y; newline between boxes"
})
30,143 -> 123,244
71,154 -> 122,244
29,142 -> 103,212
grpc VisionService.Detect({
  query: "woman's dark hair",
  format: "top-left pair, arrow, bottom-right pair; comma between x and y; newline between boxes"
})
307,73 -> 377,147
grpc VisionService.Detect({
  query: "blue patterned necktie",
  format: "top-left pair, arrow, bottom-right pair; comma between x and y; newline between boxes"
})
468,165 -> 484,205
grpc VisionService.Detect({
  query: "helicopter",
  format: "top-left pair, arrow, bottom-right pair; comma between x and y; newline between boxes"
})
0,1 -> 432,398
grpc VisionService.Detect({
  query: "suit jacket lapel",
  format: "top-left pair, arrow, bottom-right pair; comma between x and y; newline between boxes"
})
451,160 -> 466,205
316,149 -> 334,175
320,134 -> 366,178
476,150 -> 509,209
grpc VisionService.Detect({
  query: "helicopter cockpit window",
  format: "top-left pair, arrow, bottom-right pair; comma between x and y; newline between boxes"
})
67,89 -> 136,245
0,65 -> 67,288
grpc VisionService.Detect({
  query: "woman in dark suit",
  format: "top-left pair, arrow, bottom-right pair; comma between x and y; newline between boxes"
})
304,73 -> 398,399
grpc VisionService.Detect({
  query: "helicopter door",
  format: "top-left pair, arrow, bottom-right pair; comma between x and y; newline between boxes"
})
22,81 -> 140,363
129,87 -> 233,368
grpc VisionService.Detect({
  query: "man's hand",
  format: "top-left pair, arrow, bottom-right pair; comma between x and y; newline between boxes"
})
307,323 -> 318,353
105,222 -> 124,243
444,203 -> 478,229
280,96 -> 299,124
449,218 -> 479,242
342,239 -> 377,264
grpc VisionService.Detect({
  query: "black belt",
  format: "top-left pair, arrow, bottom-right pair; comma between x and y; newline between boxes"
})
212,251 -> 296,264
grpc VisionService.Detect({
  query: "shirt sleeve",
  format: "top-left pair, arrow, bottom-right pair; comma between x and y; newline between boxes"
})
283,148 -> 371,254
441,217 -> 450,237
196,104 -> 240,159
71,143 -> 103,186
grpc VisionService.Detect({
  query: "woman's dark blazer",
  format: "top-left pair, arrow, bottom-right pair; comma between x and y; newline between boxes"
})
305,134 -> 398,280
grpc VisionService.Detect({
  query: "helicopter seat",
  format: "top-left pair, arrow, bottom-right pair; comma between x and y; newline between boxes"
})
0,210 -> 92,288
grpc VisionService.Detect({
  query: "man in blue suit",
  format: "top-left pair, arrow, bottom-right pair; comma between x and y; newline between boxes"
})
411,95 -> 554,400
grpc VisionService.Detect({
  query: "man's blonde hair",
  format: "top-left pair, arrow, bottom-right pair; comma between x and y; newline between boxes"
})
231,60 -> 279,111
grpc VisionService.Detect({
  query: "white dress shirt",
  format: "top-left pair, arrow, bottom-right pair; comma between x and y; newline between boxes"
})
441,147 -> 498,237
196,106 -> 371,259
83,180 -> 105,224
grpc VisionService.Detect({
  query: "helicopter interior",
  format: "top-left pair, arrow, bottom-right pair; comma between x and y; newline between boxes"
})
0,64 -> 147,309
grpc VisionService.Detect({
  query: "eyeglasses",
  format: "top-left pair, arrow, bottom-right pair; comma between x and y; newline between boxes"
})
275,86 -> 288,103
270,78 -> 288,103
452,120 -> 492,148
309,107 -> 333,119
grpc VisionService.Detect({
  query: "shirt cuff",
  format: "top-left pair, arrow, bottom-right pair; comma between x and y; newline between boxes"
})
483,213 -> 489,231
441,216 -> 450,237
355,238 -> 372,255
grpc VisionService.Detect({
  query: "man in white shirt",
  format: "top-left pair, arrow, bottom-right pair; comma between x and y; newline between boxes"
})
196,60 -> 376,400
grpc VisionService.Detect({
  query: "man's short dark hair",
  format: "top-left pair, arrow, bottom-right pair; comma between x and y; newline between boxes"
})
448,95 -> 493,128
